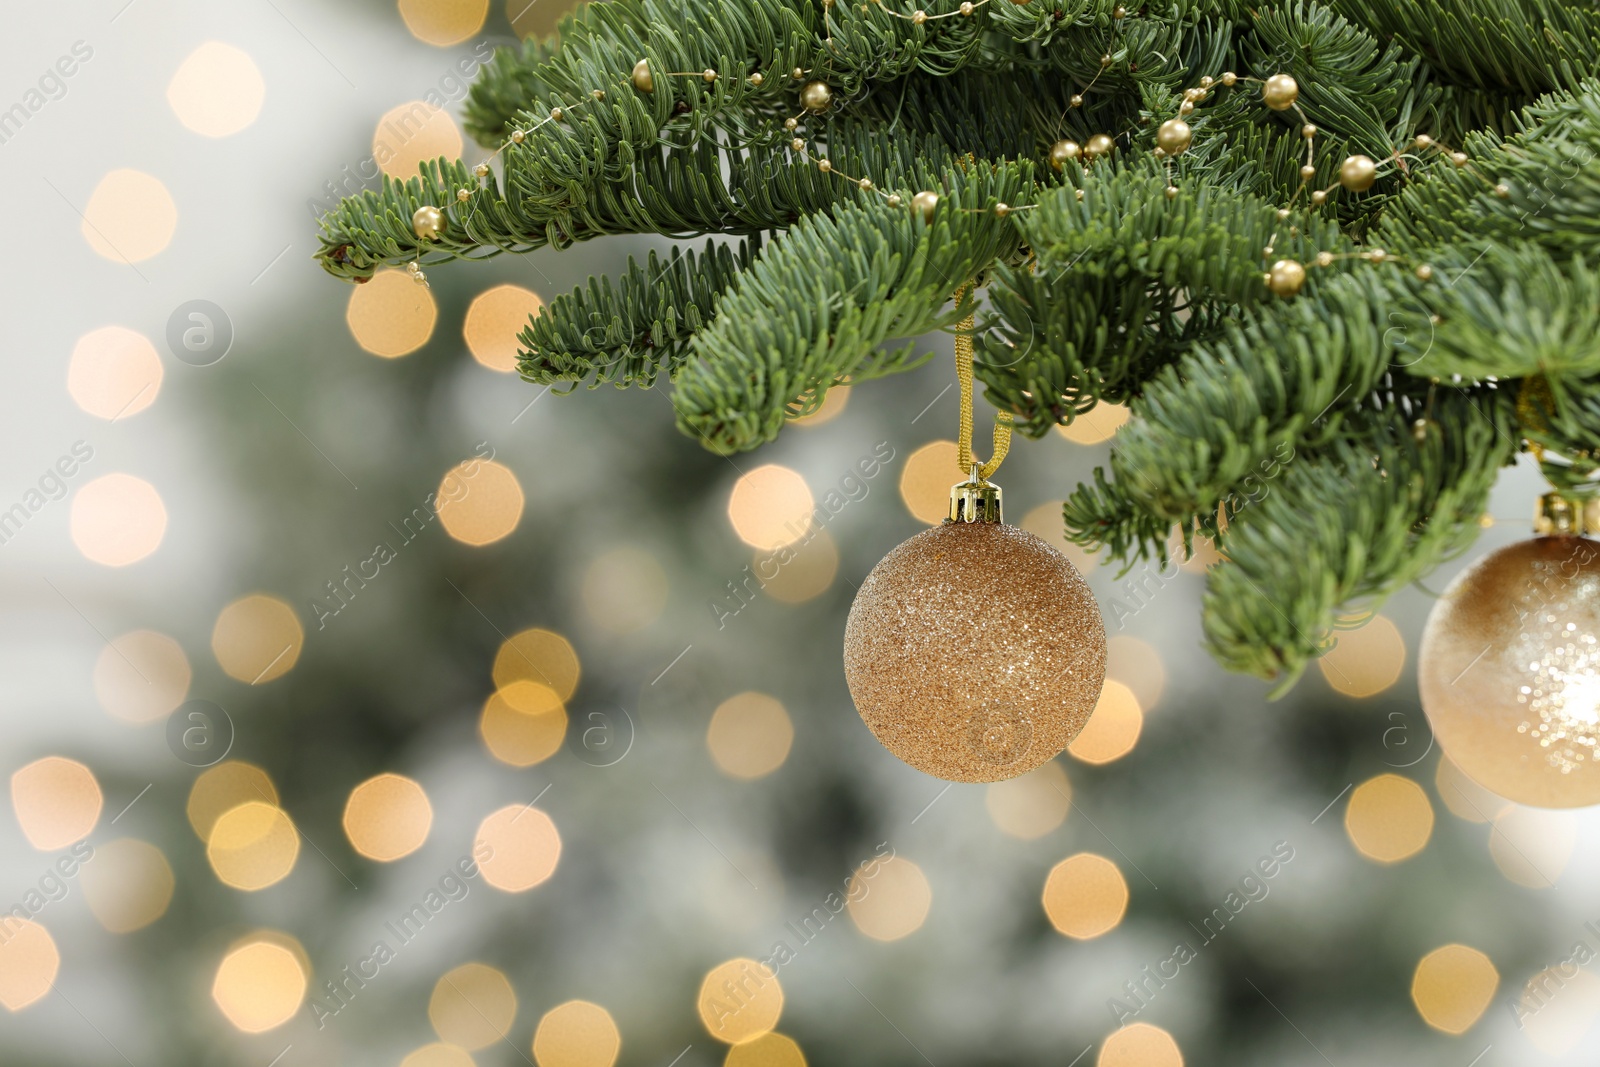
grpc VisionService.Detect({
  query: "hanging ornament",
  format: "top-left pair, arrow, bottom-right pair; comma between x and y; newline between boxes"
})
842,289 -> 1107,782
1418,494 -> 1600,808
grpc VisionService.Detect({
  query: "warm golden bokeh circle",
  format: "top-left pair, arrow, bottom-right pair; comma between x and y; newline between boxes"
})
430,963 -> 518,1050
1344,773 -> 1434,864
493,628 -> 581,701
68,325 -> 163,420
986,761 -> 1071,839
1019,501 -> 1098,576
898,440 -> 961,524
480,682 -> 568,767
846,855 -> 933,941
94,630 -> 192,724
207,801 -> 300,890
793,385 -> 850,427
212,594 -> 303,684
80,838 -> 176,934
212,937 -> 307,1032
81,169 -> 177,263
437,459 -> 525,545
475,805 -> 562,892
1106,636 -> 1166,712
1489,806 -> 1575,888
727,465 -> 815,551
343,773 -> 433,861
1068,680 -> 1144,765
399,0 -> 490,45
582,547 -> 668,633
1057,403 -> 1131,445
465,284 -> 544,372
760,529 -> 840,604
1042,852 -> 1128,939
167,41 -> 265,137
401,1044 -> 477,1067
1434,755 -> 1510,824
0,920 -> 60,1011
374,100 -> 464,178
532,999 -> 622,1067
724,1032 -> 807,1067
1411,944 -> 1499,1034
707,692 -> 795,780
10,756 -> 102,850
347,268 -> 439,357
1097,1022 -> 1183,1067
187,761 -> 278,840
698,958 -> 784,1044
70,473 -> 167,566
1317,614 -> 1406,697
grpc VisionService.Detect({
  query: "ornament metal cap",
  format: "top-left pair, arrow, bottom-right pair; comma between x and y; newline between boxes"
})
948,465 -> 1002,523
1534,491 -> 1600,536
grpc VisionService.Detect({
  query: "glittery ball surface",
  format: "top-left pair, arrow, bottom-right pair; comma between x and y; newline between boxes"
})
1419,535 -> 1600,808
843,521 -> 1107,782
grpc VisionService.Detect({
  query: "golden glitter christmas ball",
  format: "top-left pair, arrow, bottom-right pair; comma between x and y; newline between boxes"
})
843,515 -> 1106,783
1418,534 -> 1600,808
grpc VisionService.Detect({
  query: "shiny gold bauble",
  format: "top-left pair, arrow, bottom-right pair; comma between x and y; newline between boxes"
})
844,521 -> 1106,782
1084,133 -> 1115,159
411,205 -> 444,241
1261,73 -> 1299,110
1339,154 -> 1378,191
1048,139 -> 1081,171
910,190 -> 940,223
1155,118 -> 1192,155
631,58 -> 654,93
1419,535 -> 1600,808
1266,258 -> 1306,297
800,80 -> 833,112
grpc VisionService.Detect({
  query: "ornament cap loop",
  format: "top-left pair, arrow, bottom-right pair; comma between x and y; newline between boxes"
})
949,466 -> 1003,524
1534,491 -> 1600,536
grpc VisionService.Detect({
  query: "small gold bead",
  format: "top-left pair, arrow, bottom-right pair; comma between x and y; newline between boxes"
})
407,261 -> 420,273
1366,248 -> 1387,263
1100,54 -> 1113,67
550,106 -> 563,120
456,188 -> 471,203
887,193 -> 902,207
1311,190 -> 1327,206
784,117 -> 799,130
412,205 -> 444,241
1155,118 -> 1192,155
818,159 -> 832,172
1179,101 -> 1194,116
792,67 -> 805,80
1221,71 -> 1237,86
1339,154 -> 1378,191
1412,418 -> 1431,442
1302,123 -> 1317,139
1416,264 -> 1434,281
1267,258 -> 1307,297
1316,251 -> 1334,267
1165,185 -> 1179,199
912,8 -> 927,22
1113,4 -> 1127,16
1153,147 -> 1166,159
1451,151 -> 1469,167
592,89 -> 606,100
632,58 -> 655,93
1076,188 -> 1085,201
1085,132 -> 1114,159
1049,139 -> 1081,170
800,80 -> 833,112
474,163 -> 489,178
960,1 -> 974,12
1277,207 -> 1290,219
994,202 -> 1011,217
1300,163 -> 1317,181
1070,94 -> 1084,108
1262,73 -> 1298,111
859,178 -> 873,191
1263,245 -> 1274,256
1183,87 -> 1202,102
749,72 -> 764,87
703,69 -> 718,82
510,129 -> 525,143
412,270 -> 427,286
791,137 -> 805,151
1414,134 -> 1433,150
1200,76 -> 1214,88
911,190 -> 939,222
1495,183 -> 1511,198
